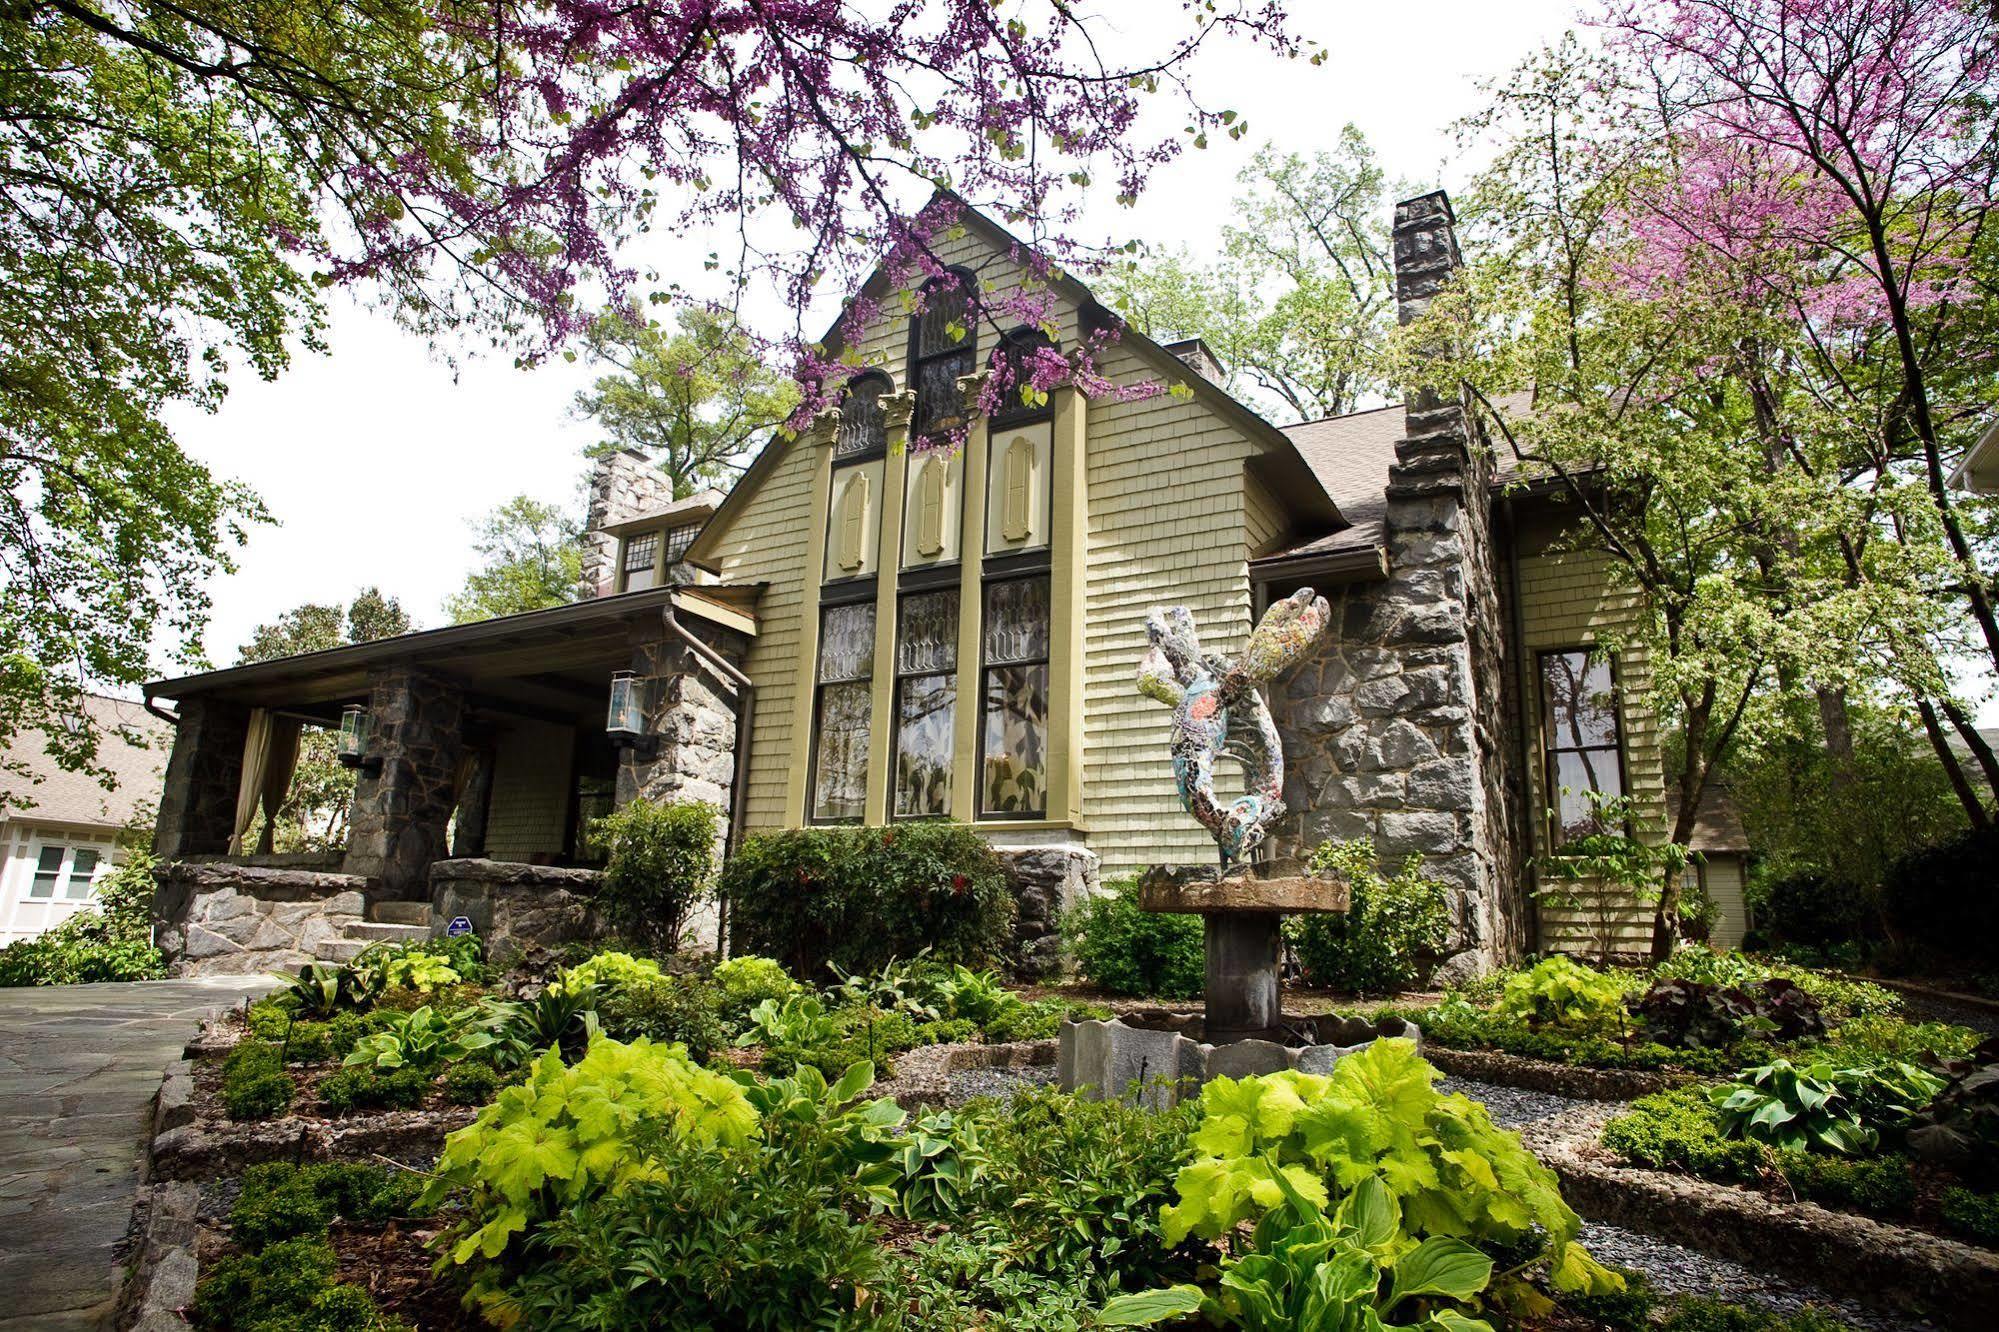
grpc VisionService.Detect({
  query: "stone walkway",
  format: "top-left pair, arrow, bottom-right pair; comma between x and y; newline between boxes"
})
0,978 -> 271,1331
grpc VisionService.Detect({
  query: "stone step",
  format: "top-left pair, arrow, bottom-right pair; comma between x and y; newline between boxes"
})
367,900 -> 431,926
340,921 -> 431,946
314,939 -> 369,964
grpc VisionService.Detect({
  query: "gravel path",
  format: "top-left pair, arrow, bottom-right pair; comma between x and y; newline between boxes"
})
945,1062 -> 1057,1105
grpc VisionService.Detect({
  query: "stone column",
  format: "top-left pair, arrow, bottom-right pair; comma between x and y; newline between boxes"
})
153,696 -> 251,859
579,449 -> 679,599
450,745 -> 496,859
616,618 -> 745,816
1204,914 -> 1284,1043
342,666 -> 466,898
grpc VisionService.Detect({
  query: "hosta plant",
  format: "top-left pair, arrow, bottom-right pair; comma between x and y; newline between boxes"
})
1710,1060 -> 1878,1155
342,1004 -> 494,1072
549,950 -> 662,998
1155,1041 -> 1621,1304
1492,956 -> 1629,1034
1102,1174 -> 1496,1331
920,963 -> 1024,1030
737,992 -> 839,1049
422,1036 -> 758,1275
885,1108 -> 988,1220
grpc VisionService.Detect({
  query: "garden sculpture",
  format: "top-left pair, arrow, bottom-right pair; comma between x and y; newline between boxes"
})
1135,587 -> 1331,871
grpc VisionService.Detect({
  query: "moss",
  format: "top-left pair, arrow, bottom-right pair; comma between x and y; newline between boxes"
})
317,1064 -> 429,1114
1941,1186 -> 1999,1246
221,1042 -> 295,1121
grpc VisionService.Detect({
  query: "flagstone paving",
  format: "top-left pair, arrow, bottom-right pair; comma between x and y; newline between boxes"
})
0,978 -> 271,1331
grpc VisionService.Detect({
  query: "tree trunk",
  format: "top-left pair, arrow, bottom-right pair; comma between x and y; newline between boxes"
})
1940,698 -> 1999,811
1917,698 -> 1990,829
1651,711 -> 1712,963
1818,687 -> 1857,791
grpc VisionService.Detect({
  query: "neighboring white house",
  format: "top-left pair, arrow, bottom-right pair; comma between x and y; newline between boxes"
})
1,695 -> 169,944
1951,419 -> 1999,494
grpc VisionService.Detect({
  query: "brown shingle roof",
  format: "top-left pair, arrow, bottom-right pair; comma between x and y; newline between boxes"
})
1666,786 -> 1752,854
3,695 -> 171,830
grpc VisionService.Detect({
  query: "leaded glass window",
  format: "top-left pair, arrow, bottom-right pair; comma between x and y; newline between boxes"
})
622,531 -> 660,592
811,602 -> 876,822
663,523 -> 698,565
980,577 -> 1049,817
894,589 -> 957,818
1539,648 -> 1625,847
837,373 -> 890,458
911,271 -> 976,440
991,327 -> 1056,425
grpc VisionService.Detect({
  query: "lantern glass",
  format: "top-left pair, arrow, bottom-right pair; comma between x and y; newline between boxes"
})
607,671 -> 646,739
336,705 -> 372,764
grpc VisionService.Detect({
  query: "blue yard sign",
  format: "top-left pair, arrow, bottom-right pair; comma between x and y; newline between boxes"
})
446,915 -> 473,938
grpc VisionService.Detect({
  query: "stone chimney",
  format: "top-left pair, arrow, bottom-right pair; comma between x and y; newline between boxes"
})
579,450 -> 678,599
1162,336 -> 1223,384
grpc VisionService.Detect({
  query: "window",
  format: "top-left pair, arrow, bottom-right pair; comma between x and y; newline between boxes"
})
29,844 -> 99,900
837,372 -> 891,458
980,576 -> 1050,817
894,589 -> 958,818
910,270 -> 977,440
1539,648 -> 1626,847
810,601 -> 876,822
991,327 -> 1056,425
662,523 -> 699,566
622,531 -> 660,592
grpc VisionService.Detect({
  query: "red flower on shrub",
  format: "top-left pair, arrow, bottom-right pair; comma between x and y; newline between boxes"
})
951,874 -> 969,896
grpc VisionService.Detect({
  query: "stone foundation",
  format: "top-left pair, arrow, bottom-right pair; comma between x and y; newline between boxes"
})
427,858 -> 608,960
994,842 -> 1098,979
153,862 -> 367,976
1058,1014 -> 1422,1109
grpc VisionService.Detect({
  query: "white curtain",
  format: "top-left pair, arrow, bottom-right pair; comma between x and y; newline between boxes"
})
254,718 -> 302,855
229,709 -> 274,856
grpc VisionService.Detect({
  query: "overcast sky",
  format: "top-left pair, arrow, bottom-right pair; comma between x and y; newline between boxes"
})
152,1 -> 1998,724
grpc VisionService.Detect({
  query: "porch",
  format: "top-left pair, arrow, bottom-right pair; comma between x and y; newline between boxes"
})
142,586 -> 756,973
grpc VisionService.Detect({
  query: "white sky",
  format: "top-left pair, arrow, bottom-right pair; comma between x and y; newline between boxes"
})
153,0 -> 1998,724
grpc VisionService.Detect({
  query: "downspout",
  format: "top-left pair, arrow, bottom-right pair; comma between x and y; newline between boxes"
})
661,599 -> 755,958
144,695 -> 180,727
1503,494 -> 1543,956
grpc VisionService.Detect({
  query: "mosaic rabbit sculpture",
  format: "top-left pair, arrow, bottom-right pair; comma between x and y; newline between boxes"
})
1135,587 -> 1332,870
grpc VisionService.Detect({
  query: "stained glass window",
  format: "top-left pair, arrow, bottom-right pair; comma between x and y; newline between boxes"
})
1539,648 -> 1625,847
894,589 -> 958,818
811,602 -> 876,822
911,271 -> 976,440
837,373 -> 890,458
980,577 -> 1049,817
991,327 -> 1056,424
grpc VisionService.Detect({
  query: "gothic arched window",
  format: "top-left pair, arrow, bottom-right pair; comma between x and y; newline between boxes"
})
909,268 -> 977,439
836,370 -> 891,458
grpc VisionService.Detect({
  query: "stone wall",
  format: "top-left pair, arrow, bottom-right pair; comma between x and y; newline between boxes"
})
342,666 -> 465,899
1266,193 -> 1526,978
428,859 -> 607,960
580,449 -> 679,599
994,842 -> 1099,979
152,697 -> 250,860
154,862 -> 367,976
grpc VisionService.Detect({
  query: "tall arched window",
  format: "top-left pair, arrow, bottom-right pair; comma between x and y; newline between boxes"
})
991,326 -> 1057,426
836,370 -> 891,458
909,268 -> 978,439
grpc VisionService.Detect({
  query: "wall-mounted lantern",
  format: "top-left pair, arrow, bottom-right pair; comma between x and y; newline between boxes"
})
607,671 -> 657,756
335,704 -> 383,774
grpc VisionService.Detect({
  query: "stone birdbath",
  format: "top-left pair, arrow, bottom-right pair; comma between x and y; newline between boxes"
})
1060,591 -> 1410,1105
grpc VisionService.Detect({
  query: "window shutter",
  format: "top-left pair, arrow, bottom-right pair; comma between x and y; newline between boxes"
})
916,457 -> 946,556
1002,436 -> 1033,541
837,472 -> 870,571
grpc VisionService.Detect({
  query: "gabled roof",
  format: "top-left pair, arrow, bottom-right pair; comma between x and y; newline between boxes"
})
599,488 -> 725,540
686,194 -> 1342,570
1667,786 -> 1752,854
2,694 -> 170,830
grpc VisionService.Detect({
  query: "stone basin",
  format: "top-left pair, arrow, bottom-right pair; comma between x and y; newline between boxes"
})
1058,1012 -> 1423,1110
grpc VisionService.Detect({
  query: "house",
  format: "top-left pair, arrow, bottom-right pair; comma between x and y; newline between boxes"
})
141,191 -> 1669,977
1667,786 -> 1753,950
0,695 -> 168,944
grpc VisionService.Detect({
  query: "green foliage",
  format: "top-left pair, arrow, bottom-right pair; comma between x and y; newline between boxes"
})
1154,1042 -> 1620,1304
444,494 -> 581,624
596,973 -> 727,1062
1102,1176 -> 1498,1331
710,953 -> 803,1028
1710,1059 -> 1942,1155
476,988 -> 600,1070
828,953 -> 943,1019
879,1232 -> 1104,1331
0,850 -> 166,985
1882,824 -> 1999,971
1658,1299 -> 1857,1332
982,995 -> 1113,1043
738,992 -> 837,1050
1492,956 -> 1629,1033
441,1061 -> 502,1106
1941,1186 -> 1999,1246
229,1162 -> 427,1249
222,1042 -> 294,1121
549,949 -> 661,997
1063,874 -> 1205,999
883,1108 -> 986,1220
723,822 -> 1015,978
341,1004 -> 493,1072
592,799 -> 718,952
1633,977 -> 1825,1049
276,963 -> 378,1018
1602,1088 -> 1764,1182
1533,794 -> 1690,964
1292,839 -> 1450,994
920,963 -> 1023,1028
317,1065 -> 430,1114
1404,995 -> 1764,1075
1753,873 -> 1873,953
1649,950 -> 1902,1023
190,1237 -> 400,1332
423,1035 -> 757,1274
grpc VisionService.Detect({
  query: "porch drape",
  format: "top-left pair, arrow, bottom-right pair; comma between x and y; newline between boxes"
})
228,710 -> 303,855
255,718 -> 302,855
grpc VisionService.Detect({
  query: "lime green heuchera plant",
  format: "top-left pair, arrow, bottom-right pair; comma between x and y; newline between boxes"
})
1104,1041 -> 1620,1325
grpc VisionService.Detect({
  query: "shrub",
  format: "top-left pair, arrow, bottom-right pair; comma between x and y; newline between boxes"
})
710,954 -> 801,1030
1659,1297 -> 1857,1332
189,1237 -> 396,1332
229,1162 -> 427,1249
441,1061 -> 502,1105
222,1042 -> 294,1121
1493,955 -> 1629,1033
1709,1059 -> 1941,1156
1062,875 -> 1204,999
723,822 -> 1014,978
1882,824 -> 1999,969
1777,1152 -> 1916,1216
1602,1087 -> 1764,1181
592,798 -> 719,953
1633,976 -> 1825,1049
1291,838 -> 1450,994
317,1064 -> 431,1114
1907,1037 -> 1999,1182
1941,1186 -> 1999,1246
596,973 -> 727,1062
1757,872 -> 1871,950
549,949 -> 662,997
0,850 -> 166,986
